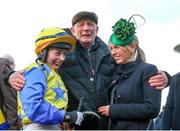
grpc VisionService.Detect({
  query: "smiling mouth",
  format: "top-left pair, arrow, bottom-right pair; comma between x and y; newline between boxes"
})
113,57 -> 120,61
54,62 -> 61,66
82,34 -> 91,37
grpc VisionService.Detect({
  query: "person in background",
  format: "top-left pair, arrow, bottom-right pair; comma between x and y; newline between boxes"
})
2,54 -> 16,70
98,18 -> 161,130
0,55 -> 20,129
18,27 -> 84,130
0,108 -> 9,129
7,11 -> 169,129
162,44 -> 180,130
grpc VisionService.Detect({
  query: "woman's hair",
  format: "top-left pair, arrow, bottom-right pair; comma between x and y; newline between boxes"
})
136,47 -> 146,62
131,35 -> 146,62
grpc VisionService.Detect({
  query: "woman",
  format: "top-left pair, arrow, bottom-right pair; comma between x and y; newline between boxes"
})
18,27 -> 84,130
98,18 -> 161,130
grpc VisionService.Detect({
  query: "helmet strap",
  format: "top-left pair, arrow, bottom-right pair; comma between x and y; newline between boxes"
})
38,49 -> 48,62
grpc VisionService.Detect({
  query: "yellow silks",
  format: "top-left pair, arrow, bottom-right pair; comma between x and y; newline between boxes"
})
0,109 -> 6,124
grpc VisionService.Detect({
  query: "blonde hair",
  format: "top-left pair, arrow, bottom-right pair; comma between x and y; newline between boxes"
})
131,35 -> 146,62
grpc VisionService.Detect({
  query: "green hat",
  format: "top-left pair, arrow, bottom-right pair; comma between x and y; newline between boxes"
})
109,18 -> 136,46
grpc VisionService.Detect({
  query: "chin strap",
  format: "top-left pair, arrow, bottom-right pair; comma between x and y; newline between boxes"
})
37,49 -> 48,62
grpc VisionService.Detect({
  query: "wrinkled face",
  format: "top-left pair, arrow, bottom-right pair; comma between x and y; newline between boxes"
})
71,19 -> 98,48
46,48 -> 69,69
108,42 -> 136,64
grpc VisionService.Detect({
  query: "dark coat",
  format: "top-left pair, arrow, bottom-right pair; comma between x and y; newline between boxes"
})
162,73 -> 180,130
108,61 -> 161,130
0,58 -> 20,129
59,36 -> 116,129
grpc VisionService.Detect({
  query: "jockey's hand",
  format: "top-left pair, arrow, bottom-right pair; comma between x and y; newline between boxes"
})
64,111 -> 84,126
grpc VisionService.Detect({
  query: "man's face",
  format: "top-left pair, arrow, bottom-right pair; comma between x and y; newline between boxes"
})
71,19 -> 98,48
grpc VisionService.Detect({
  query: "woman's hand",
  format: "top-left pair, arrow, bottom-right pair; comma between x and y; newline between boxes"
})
98,105 -> 110,117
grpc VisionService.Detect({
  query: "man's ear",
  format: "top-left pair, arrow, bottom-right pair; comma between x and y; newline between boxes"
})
96,26 -> 99,35
70,27 -> 74,35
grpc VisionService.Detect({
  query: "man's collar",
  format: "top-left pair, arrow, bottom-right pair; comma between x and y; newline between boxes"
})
79,42 -> 95,50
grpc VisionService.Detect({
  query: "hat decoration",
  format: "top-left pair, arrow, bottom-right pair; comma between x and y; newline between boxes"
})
110,14 -> 146,46
113,18 -> 135,41
110,18 -> 136,46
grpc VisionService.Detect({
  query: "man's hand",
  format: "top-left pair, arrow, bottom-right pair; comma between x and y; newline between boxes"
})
9,70 -> 25,91
149,70 -> 168,90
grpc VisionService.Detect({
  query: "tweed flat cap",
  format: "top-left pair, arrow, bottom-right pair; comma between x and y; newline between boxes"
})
72,11 -> 98,25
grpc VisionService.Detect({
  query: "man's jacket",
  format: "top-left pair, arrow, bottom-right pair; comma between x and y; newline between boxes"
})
162,73 -> 180,129
59,36 -> 116,129
0,58 -> 19,129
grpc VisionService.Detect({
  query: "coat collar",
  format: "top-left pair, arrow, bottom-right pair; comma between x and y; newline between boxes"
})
115,60 -> 142,74
74,36 -> 112,72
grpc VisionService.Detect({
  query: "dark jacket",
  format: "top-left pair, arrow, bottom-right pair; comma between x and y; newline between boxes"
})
0,58 -> 20,129
59,36 -> 116,129
108,61 -> 161,130
162,73 -> 180,130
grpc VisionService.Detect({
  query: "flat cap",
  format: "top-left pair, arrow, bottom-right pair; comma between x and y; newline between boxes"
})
72,11 -> 98,25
